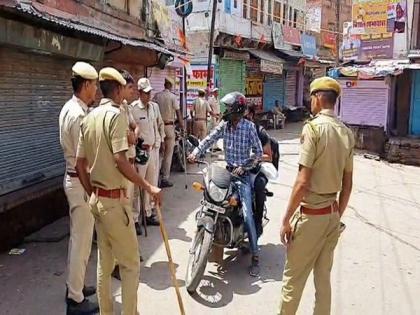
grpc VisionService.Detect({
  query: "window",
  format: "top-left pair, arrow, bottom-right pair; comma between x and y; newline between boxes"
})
260,0 -> 264,24
288,6 -> 293,26
267,0 -> 272,25
293,9 -> 298,28
243,0 -> 248,18
250,0 -> 258,22
273,1 -> 281,23
412,0 -> 420,49
282,4 -> 287,25
234,0 -> 238,9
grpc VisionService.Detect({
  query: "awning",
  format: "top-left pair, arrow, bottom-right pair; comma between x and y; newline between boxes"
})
248,49 -> 285,75
9,2 -> 186,56
248,49 -> 286,63
275,48 -> 305,60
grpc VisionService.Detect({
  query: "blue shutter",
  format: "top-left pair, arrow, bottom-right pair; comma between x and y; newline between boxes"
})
410,70 -> 420,135
263,74 -> 285,111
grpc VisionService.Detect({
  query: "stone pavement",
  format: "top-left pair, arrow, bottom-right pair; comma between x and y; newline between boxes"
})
0,123 -> 419,315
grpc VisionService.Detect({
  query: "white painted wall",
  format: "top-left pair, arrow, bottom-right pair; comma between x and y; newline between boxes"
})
393,0 -> 414,58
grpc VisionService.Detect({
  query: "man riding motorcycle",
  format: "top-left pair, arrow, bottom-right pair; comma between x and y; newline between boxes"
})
244,104 -> 277,238
188,92 -> 263,277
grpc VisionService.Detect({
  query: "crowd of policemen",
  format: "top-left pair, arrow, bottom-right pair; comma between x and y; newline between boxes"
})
59,60 -> 354,315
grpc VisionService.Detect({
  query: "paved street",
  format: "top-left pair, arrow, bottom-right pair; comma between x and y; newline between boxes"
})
0,123 -> 419,315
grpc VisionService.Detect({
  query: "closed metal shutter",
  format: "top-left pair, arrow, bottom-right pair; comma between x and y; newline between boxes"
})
219,59 -> 245,112
0,47 -> 73,195
285,69 -> 297,107
148,66 -> 177,97
263,74 -> 285,111
339,79 -> 389,129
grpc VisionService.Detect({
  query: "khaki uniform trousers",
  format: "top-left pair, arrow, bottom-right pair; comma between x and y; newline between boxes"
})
161,125 -> 176,180
194,120 -> 207,140
278,209 -> 340,315
133,148 -> 158,219
90,194 -> 140,315
64,175 -> 95,303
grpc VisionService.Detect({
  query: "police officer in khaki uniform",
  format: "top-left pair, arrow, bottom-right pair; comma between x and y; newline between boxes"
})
278,77 -> 354,315
131,78 -> 161,226
208,87 -> 221,129
75,67 -> 161,315
59,61 -> 99,314
153,77 -> 184,188
192,89 -> 213,140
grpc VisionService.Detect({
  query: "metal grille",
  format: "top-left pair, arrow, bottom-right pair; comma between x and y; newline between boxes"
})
0,47 -> 73,195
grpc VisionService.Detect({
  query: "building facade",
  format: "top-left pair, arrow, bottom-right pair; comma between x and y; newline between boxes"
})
0,0 -> 186,250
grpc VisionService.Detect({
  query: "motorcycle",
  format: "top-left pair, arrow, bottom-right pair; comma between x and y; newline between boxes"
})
185,159 -> 277,294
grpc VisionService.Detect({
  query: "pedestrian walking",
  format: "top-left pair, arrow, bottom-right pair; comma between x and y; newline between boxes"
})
131,78 -> 161,226
75,67 -> 161,315
278,77 -> 354,315
192,89 -> 213,140
153,77 -> 184,188
59,61 -> 99,315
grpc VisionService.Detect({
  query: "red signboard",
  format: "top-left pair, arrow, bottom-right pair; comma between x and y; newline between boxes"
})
283,25 -> 301,46
322,31 -> 336,49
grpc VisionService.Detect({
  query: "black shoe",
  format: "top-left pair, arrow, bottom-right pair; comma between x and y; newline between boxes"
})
112,265 -> 121,281
249,256 -> 260,278
65,286 -> 96,303
146,215 -> 160,226
160,179 -> 173,188
66,298 -> 99,315
82,286 -> 96,298
135,222 -> 143,235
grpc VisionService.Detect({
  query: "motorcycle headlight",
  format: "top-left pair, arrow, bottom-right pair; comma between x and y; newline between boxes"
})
208,181 -> 228,203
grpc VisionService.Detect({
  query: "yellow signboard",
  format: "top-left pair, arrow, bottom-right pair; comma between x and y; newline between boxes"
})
352,0 -> 388,34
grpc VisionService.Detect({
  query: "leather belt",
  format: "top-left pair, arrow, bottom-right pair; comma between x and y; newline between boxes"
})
164,121 -> 174,125
301,203 -> 338,215
95,187 -> 126,199
195,118 -> 207,121
67,172 -> 78,178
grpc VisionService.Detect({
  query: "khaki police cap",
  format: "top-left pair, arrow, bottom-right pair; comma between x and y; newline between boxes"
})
138,78 -> 153,92
72,62 -> 98,80
310,77 -> 341,96
165,77 -> 175,86
99,67 -> 126,86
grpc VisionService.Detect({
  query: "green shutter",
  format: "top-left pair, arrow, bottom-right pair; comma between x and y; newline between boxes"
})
219,59 -> 245,112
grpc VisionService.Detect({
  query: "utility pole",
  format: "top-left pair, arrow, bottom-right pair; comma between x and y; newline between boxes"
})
206,0 -> 218,94
335,0 -> 340,66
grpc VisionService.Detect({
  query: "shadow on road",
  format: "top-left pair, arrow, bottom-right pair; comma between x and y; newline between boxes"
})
190,242 -> 286,308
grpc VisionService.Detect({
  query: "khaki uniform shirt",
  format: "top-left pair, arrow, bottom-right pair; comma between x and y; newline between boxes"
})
193,97 -> 211,119
120,100 -> 136,159
151,101 -> 165,143
153,89 -> 179,122
77,98 -> 129,190
299,109 -> 355,208
59,95 -> 88,173
131,99 -> 160,147
208,96 -> 220,115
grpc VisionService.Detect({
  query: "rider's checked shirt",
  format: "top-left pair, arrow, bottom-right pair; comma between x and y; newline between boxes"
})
193,119 -> 263,167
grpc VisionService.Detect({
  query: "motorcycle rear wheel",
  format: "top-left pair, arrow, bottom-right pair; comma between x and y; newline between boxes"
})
185,227 -> 213,294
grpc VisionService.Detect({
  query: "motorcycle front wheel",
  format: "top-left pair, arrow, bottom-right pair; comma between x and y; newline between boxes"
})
185,226 -> 213,294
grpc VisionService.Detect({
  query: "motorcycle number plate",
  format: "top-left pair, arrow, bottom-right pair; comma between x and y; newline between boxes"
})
201,200 -> 226,214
